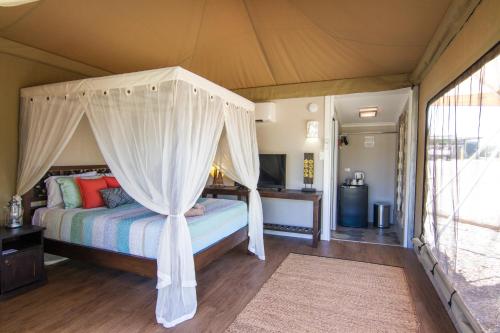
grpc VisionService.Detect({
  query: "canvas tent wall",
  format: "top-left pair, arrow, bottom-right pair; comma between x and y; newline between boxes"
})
412,0 -> 500,332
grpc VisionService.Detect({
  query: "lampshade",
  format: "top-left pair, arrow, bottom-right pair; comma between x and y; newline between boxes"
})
0,0 -> 38,6
210,165 -> 224,186
210,165 -> 217,178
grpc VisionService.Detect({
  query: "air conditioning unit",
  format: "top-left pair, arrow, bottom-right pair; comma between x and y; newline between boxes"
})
255,102 -> 276,123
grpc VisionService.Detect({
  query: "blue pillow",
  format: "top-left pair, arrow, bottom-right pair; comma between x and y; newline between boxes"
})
100,187 -> 135,209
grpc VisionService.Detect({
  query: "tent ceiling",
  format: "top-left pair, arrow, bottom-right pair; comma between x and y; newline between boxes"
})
0,0 -> 451,90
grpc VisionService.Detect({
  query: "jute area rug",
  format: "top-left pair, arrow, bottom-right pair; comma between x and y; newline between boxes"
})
227,253 -> 418,333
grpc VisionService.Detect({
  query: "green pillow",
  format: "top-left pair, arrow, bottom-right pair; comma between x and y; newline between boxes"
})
56,177 -> 82,209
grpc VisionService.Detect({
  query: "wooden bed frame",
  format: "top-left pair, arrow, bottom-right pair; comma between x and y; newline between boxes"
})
22,165 -> 249,278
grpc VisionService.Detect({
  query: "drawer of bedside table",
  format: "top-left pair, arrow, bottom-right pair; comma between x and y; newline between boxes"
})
1,246 -> 44,293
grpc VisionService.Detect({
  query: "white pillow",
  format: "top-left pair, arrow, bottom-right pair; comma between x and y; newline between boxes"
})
45,171 -> 98,208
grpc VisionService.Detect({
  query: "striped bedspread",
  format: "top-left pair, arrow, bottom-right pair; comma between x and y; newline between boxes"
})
33,198 -> 248,258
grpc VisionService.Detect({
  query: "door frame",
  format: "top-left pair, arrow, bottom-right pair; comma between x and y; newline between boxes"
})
321,96 -> 338,240
322,89 -> 417,247
402,87 -> 419,247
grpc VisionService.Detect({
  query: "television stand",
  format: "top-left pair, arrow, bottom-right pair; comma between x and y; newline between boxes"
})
202,186 -> 322,247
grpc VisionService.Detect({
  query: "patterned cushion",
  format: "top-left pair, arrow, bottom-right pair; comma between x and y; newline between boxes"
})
56,177 -> 82,209
100,187 -> 135,209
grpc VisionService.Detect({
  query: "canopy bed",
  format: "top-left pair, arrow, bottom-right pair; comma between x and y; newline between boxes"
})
23,165 -> 249,277
16,66 -> 264,328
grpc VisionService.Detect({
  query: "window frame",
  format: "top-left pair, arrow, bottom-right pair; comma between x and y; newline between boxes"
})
420,42 -> 499,238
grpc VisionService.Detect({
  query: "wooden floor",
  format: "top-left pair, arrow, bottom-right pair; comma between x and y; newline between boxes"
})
0,236 -> 456,333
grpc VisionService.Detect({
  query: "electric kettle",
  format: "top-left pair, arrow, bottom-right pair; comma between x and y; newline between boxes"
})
354,171 -> 365,185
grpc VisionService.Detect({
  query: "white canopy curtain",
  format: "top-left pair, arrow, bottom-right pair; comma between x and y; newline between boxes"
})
415,47 -> 499,333
17,94 -> 84,196
17,67 -> 261,328
85,80 -> 226,326
216,106 -> 265,260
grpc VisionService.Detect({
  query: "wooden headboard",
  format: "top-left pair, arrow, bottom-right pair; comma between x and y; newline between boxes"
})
22,165 -> 110,225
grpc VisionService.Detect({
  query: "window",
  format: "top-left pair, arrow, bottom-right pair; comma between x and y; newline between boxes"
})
423,45 -> 499,332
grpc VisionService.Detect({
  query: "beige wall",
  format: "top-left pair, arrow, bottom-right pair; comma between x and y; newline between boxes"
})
256,96 -> 325,229
414,0 -> 500,235
55,115 -> 105,166
339,130 -> 398,223
256,96 -> 325,190
0,52 -> 85,209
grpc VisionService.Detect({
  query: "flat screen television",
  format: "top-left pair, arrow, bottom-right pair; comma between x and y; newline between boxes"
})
258,154 -> 286,189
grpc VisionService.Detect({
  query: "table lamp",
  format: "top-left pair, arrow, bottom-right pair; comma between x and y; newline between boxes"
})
210,165 -> 224,186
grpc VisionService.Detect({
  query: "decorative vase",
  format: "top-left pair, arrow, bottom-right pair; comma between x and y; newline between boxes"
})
302,153 -> 316,192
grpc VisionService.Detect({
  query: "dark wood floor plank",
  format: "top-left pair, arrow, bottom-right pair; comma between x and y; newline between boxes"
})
0,236 -> 455,333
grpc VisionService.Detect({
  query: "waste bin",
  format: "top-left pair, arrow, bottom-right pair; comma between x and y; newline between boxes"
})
373,202 -> 391,228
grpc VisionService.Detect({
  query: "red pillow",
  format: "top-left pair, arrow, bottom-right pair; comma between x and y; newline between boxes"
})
103,176 -> 120,188
76,177 -> 108,208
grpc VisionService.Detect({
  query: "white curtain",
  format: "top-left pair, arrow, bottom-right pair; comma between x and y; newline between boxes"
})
84,80 -> 225,327
216,106 -> 265,260
17,94 -> 84,195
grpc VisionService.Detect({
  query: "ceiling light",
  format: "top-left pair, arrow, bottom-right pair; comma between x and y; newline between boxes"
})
359,107 -> 378,118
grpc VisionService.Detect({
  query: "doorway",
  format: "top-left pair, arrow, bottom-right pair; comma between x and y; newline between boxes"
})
324,88 -> 417,247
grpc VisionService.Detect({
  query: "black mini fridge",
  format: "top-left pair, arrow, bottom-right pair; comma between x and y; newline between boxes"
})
339,185 -> 368,227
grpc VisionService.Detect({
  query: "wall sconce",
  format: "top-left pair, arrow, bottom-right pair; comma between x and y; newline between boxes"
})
306,120 -> 319,139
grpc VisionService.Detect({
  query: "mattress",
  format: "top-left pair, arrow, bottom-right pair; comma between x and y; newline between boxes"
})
33,198 -> 247,258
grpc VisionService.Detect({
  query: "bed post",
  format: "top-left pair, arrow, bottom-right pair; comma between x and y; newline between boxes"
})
22,189 -> 34,225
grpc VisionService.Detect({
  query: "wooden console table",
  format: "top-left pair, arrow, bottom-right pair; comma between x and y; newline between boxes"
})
202,186 -> 250,203
259,189 -> 322,247
202,186 -> 322,247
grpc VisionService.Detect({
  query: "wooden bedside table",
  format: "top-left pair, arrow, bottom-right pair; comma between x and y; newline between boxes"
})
0,225 -> 46,300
